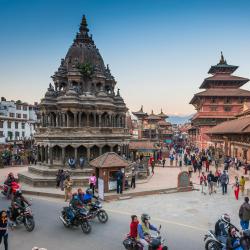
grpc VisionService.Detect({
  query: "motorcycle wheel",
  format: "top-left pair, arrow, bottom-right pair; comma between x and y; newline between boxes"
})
205,239 -> 222,250
24,216 -> 35,232
62,214 -> 70,228
80,221 -> 91,234
97,210 -> 108,223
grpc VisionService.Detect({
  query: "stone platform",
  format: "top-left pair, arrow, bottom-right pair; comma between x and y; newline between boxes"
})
18,164 -> 93,187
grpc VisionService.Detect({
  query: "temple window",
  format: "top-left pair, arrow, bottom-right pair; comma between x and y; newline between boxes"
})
211,97 -> 216,103
224,97 -> 231,104
224,106 -> 232,112
210,106 -> 217,111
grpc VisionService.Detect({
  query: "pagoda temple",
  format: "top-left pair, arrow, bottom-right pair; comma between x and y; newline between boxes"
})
132,107 -> 172,142
19,15 -> 130,187
189,52 -> 250,149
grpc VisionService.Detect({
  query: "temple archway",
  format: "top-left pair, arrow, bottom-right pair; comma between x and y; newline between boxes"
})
77,145 -> 87,159
90,145 -> 99,160
102,145 -> 111,154
113,145 -> 119,154
101,112 -> 109,127
89,113 -> 95,127
81,112 -> 87,127
52,145 -> 62,163
66,111 -> 74,127
65,145 -> 74,159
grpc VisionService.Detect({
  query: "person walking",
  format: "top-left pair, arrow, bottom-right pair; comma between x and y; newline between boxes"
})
169,154 -> 174,166
220,170 -> 229,195
131,168 -> 136,189
116,169 -> 124,194
200,172 -> 207,195
56,169 -> 63,188
162,158 -> 166,168
89,173 -> 96,194
64,175 -> 73,202
239,197 -> 250,230
239,176 -> 246,196
205,159 -> 210,172
232,176 -> 240,200
59,170 -> 65,191
207,171 -> 214,195
151,160 -> 155,175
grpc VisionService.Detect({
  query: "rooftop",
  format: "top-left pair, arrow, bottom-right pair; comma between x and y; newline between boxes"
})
129,141 -> 156,150
207,116 -> 250,134
89,152 -> 129,168
190,88 -> 250,104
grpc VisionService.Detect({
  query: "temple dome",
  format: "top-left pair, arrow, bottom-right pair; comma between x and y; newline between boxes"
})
65,44 -> 106,74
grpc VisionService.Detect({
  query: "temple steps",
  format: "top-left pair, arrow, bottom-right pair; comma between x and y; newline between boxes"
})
18,165 -> 92,187
28,165 -> 93,177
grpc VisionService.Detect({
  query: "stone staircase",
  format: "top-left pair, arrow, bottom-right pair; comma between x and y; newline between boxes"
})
18,164 -> 93,187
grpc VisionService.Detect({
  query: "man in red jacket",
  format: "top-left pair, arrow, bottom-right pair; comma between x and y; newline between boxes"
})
129,215 -> 139,238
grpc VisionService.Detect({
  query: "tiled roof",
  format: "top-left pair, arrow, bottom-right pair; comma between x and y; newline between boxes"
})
157,120 -> 171,126
129,141 -> 156,150
207,116 -> 250,134
191,112 -> 235,120
200,74 -> 249,88
190,88 -> 250,104
89,152 -> 129,168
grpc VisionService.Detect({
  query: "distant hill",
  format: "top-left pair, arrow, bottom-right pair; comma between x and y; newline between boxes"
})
167,114 -> 194,125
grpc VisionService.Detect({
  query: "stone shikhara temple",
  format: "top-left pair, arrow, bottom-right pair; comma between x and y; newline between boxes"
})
19,15 -> 130,187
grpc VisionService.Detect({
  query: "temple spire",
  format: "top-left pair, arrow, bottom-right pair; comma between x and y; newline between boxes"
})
79,15 -> 89,34
219,51 -> 226,65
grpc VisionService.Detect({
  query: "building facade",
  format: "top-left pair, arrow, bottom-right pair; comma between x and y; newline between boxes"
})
0,97 -> 38,144
207,102 -> 250,162
189,53 -> 250,149
34,15 -> 130,166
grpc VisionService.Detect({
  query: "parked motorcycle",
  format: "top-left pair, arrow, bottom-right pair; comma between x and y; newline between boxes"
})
9,205 -> 35,232
87,200 -> 108,223
60,206 -> 91,234
123,225 -> 168,250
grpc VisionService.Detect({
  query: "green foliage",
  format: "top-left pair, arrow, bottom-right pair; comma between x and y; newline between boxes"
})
77,62 -> 94,78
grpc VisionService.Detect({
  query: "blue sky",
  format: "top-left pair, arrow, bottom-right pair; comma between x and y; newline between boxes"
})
0,0 -> 250,115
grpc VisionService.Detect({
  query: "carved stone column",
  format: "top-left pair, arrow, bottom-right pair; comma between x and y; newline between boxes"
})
94,113 -> 97,127
78,112 -> 82,127
41,146 -> 44,163
74,112 -> 77,127
61,147 -> 65,166
87,147 -> 90,162
49,146 -> 53,165
56,113 -> 59,127
74,147 -> 78,167
45,146 -> 48,164
86,113 -> 90,127
98,114 -> 101,128
67,113 -> 70,127
62,113 -> 66,127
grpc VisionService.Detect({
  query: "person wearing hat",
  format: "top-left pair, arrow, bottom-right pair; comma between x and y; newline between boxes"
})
137,213 -> 158,249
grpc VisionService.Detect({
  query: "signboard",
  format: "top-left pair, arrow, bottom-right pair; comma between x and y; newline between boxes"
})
98,178 -> 104,200
177,171 -> 190,188
108,180 -> 117,191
